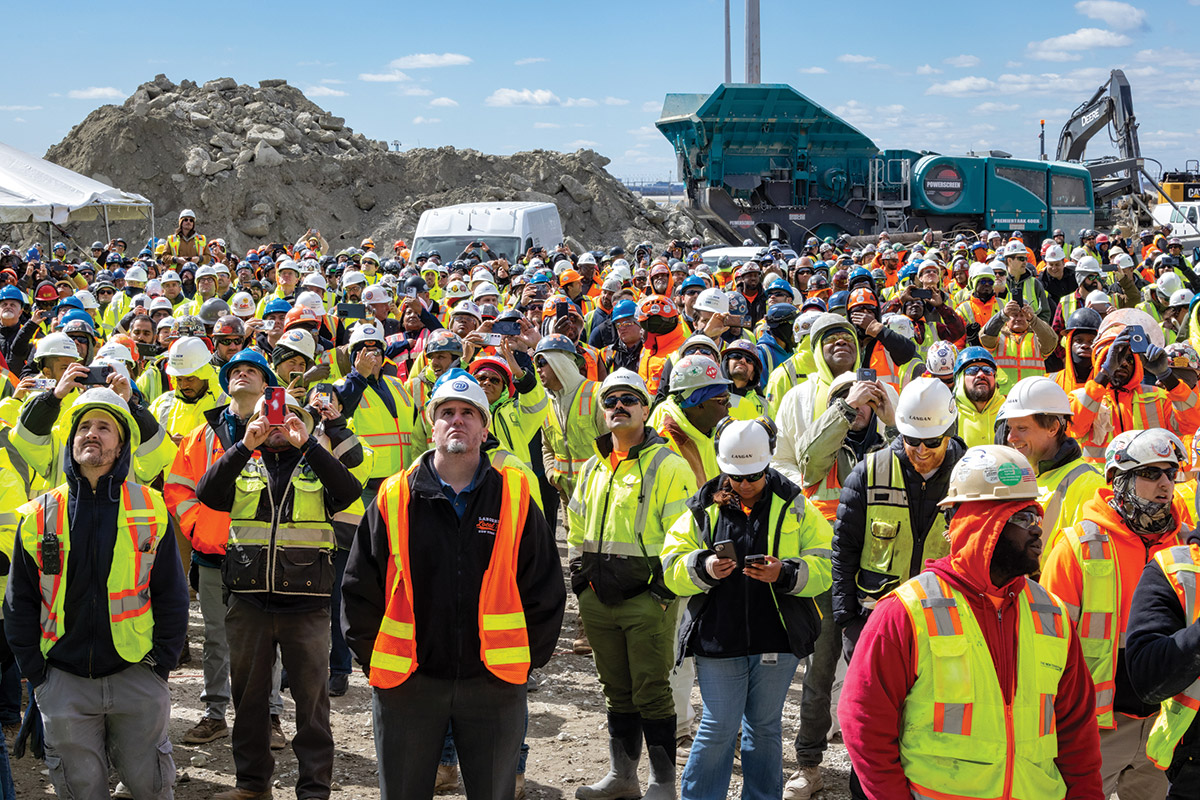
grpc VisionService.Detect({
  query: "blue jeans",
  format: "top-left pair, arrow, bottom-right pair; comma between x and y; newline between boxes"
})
682,653 -> 800,800
329,547 -> 353,675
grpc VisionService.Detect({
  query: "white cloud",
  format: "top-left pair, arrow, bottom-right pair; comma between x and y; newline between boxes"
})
359,71 -> 410,82
926,76 -> 996,96
944,55 -> 980,68
564,97 -> 598,107
567,139 -> 598,148
515,57 -> 547,66
1075,0 -> 1146,28
837,54 -> 875,64
929,68 -> 1111,97
429,97 -> 458,107
915,64 -> 941,75
641,101 -> 660,113
973,102 -> 1021,113
389,53 -> 472,69
533,122 -> 561,129
1027,28 -> 1131,61
412,116 -> 441,124
1136,47 -> 1200,68
798,66 -> 828,74
604,97 -> 630,106
1006,60 -> 1024,68
399,86 -> 434,96
306,86 -> 347,97
485,88 -> 560,107
320,78 -> 345,85
67,87 -> 123,100
0,104 -> 41,111
13,117 -> 25,124
628,126 -> 658,137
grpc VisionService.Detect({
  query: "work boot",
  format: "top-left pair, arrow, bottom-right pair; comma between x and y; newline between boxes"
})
641,716 -> 677,800
675,733 -> 694,767
435,764 -> 459,792
269,714 -> 288,750
514,773 -> 527,800
783,766 -> 824,800
328,673 -> 349,697
182,717 -> 229,744
575,712 -> 642,800
213,789 -> 273,800
572,619 -> 593,656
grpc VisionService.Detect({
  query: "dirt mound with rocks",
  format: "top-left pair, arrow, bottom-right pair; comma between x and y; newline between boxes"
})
41,75 -> 711,253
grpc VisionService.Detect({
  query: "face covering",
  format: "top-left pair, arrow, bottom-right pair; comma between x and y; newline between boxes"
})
643,315 -> 678,336
1110,471 -> 1174,535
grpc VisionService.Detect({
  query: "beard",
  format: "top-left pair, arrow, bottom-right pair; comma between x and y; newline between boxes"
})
74,441 -> 119,470
990,531 -> 1039,583
440,439 -> 469,455
965,380 -> 994,403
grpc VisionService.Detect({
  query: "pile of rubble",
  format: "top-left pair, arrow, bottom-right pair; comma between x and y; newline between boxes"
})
40,75 -> 713,252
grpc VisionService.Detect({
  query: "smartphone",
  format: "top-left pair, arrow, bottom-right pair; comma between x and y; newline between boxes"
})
1126,325 -> 1149,354
712,540 -> 737,562
33,377 -> 56,391
483,333 -> 504,347
856,368 -> 877,382
289,371 -> 304,384
911,288 -> 933,300
136,342 -> 157,359
337,303 -> 366,320
263,319 -> 276,332
556,301 -> 571,319
744,554 -> 767,567
492,319 -> 521,337
81,365 -> 112,386
313,382 -> 336,407
264,387 -> 287,426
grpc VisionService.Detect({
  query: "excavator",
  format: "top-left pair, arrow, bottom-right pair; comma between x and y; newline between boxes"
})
1055,68 -> 1144,207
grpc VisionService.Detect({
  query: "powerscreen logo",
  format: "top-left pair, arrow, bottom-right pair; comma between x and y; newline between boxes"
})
923,164 -> 965,208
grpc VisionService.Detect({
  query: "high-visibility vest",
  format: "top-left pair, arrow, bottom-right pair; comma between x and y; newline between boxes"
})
18,483 -> 168,661
728,391 -> 764,421
993,331 -> 1044,393
369,462 -> 531,688
1072,387 -> 1179,462
867,342 -> 901,392
802,468 -> 841,522
542,380 -> 599,494
857,449 -> 949,602
1146,543 -> 1200,768
166,233 -> 207,260
894,571 -> 1071,800
1037,462 -> 1103,556
351,375 -> 414,479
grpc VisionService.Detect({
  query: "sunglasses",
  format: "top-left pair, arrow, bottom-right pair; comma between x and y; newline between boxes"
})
964,364 -> 996,377
214,337 -> 243,347
728,470 -> 766,483
725,352 -> 753,363
823,330 -> 856,345
1133,465 -> 1179,482
474,374 -> 504,387
67,335 -> 90,344
602,393 -> 644,409
903,434 -> 946,449
683,289 -> 701,297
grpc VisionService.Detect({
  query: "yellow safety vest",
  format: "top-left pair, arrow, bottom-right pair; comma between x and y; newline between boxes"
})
858,449 -> 949,602
543,380 -> 599,495
1146,543 -> 1200,768
894,571 -> 1070,800
993,332 -> 1044,393
349,375 -> 414,479
1058,520 -> 1121,727
1037,461 -> 1104,556
18,483 -> 168,661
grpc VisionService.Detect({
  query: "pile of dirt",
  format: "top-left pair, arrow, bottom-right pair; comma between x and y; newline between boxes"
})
41,75 -> 712,253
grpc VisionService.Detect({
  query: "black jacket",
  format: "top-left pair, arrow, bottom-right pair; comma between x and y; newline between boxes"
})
831,435 -> 966,631
588,310 -> 616,349
4,422 -> 189,687
860,325 -> 917,373
1126,528 -> 1200,761
340,449 -> 565,681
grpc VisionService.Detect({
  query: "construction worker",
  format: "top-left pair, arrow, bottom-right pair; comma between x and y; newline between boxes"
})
1069,313 -> 1198,461
661,417 -> 833,800
764,310 -> 820,417
774,313 -> 860,459
1054,307 -> 1103,394
839,444 -> 1103,799
755,303 -> 798,386
164,209 -> 208,266
568,369 -> 696,800
999,241 -> 1054,325
407,328 -> 464,457
1042,428 -> 1191,798
149,336 -> 222,444
980,288 -> 1059,394
1126,521 -> 1200,798
650,354 -> 732,487
651,333 -> 722,408
465,340 -> 548,478
953,347 -> 1004,447
637,295 -> 687,397
720,340 -> 766,420
341,374 -> 564,800
832,377 -> 965,657
534,333 -> 603,507
4,388 -> 189,800
846,288 -> 916,390
600,300 -> 643,374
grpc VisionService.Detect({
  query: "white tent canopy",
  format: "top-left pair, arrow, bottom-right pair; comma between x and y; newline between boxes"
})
0,141 -> 153,235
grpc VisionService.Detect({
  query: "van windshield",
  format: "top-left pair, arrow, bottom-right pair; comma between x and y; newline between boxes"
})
411,236 -> 522,264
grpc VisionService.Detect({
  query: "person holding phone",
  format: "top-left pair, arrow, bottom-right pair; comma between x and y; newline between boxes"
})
979,282 -> 1059,393
661,418 -> 832,800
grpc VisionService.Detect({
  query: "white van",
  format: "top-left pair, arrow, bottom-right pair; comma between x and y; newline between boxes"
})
410,202 -> 564,264
1152,201 -> 1200,250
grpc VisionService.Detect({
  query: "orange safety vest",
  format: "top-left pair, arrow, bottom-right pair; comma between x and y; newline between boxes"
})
802,469 -> 841,522
993,331 -> 1045,388
867,342 -> 901,391
368,462 -> 531,688
164,423 -> 232,555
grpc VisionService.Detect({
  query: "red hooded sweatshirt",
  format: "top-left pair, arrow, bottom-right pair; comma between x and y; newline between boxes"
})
838,498 -> 1103,800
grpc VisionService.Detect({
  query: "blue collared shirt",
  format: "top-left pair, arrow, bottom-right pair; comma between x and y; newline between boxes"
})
431,455 -> 489,519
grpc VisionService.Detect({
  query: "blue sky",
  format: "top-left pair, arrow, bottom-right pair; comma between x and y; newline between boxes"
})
2,0 -> 1198,182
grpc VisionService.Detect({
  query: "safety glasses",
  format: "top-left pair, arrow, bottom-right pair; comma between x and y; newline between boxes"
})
964,364 -> 996,377
601,393 -> 644,410
902,434 -> 946,449
1133,465 -> 1179,483
474,374 -> 505,387
1007,509 -> 1044,531
727,470 -> 766,483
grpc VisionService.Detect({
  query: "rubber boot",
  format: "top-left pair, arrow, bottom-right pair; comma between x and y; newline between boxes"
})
641,715 -> 677,800
576,712 -> 643,800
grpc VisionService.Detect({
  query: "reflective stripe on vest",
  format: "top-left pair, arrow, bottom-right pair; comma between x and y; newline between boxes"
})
569,448 -> 677,561
369,463 -> 531,688
1146,544 -> 1200,769
802,463 -> 842,522
1039,463 -> 1094,544
895,572 -> 1070,800
1063,519 -> 1120,727
545,381 -> 596,481
354,376 -> 413,478
994,332 -> 1044,389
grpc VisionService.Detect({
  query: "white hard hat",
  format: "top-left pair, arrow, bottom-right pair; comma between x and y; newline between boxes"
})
341,270 -> 367,288
1070,246 -> 1089,261
939,445 -> 1039,507
471,283 -> 500,302
34,332 -> 82,362
95,341 -> 135,364
160,270 -> 181,284
1085,290 -> 1112,308
157,316 -> 176,331
230,291 -> 255,318
470,269 -> 496,286
165,336 -> 212,377
444,280 -> 470,300
145,279 -> 164,297
1170,289 -> 1195,308
882,313 -> 915,340
1074,256 -> 1102,276
968,262 -> 993,282
195,265 -> 218,281
997,376 -> 1072,420
599,368 -> 650,406
362,285 -> 390,305
451,300 -> 483,322
178,208 -> 197,220
74,290 -> 99,310
895,376 -> 957,438
1157,273 -> 1184,299
611,258 -> 630,271
925,340 -> 958,377
917,259 -> 941,276
694,287 -> 729,316
1002,242 -> 1027,258
428,373 -> 492,428
302,273 -> 328,291
212,263 -> 230,277
609,265 -> 633,283
1044,244 -> 1066,262
577,252 -> 597,266
349,322 -> 386,348
276,259 -> 300,275
150,296 -> 173,313
276,329 -> 317,362
1113,253 -> 1135,270
124,265 -> 148,284
296,290 -> 326,317
669,354 -> 732,394
794,310 -> 823,340
1104,428 -> 1186,483
714,418 -> 775,476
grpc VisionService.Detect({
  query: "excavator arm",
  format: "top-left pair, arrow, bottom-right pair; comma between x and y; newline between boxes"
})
1056,69 -> 1140,162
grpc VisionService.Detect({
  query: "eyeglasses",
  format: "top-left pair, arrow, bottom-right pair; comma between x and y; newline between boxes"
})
1007,509 -> 1044,531
964,364 -> 996,377
728,470 -> 766,483
602,393 -> 644,409
67,335 -> 90,344
822,330 -> 856,345
903,434 -> 946,449
1133,465 -> 1179,482
474,374 -> 504,387
683,289 -> 701,297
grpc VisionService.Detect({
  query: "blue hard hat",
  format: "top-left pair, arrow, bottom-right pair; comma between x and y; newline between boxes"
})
0,286 -> 25,304
765,277 -> 793,296
139,248 -> 152,257
611,299 -> 637,323
800,297 -> 827,313
828,290 -> 850,311
680,275 -> 706,292
765,303 -> 798,325
534,333 -> 578,357
529,271 -> 551,285
847,267 -> 873,289
58,309 -> 93,329
955,346 -> 996,374
264,298 -> 292,316
246,252 -> 261,263
56,296 -> 85,313
106,253 -> 123,264
219,348 -> 278,393
898,264 -> 919,283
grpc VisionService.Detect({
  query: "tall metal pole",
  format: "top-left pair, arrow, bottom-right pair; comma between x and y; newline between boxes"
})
724,0 -> 732,84
744,0 -> 760,84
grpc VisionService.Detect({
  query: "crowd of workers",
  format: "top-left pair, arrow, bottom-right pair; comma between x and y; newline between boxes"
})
0,209 -> 1199,800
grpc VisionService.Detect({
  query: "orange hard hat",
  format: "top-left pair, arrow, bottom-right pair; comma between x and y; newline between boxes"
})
284,305 -> 321,331
847,288 -> 878,309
